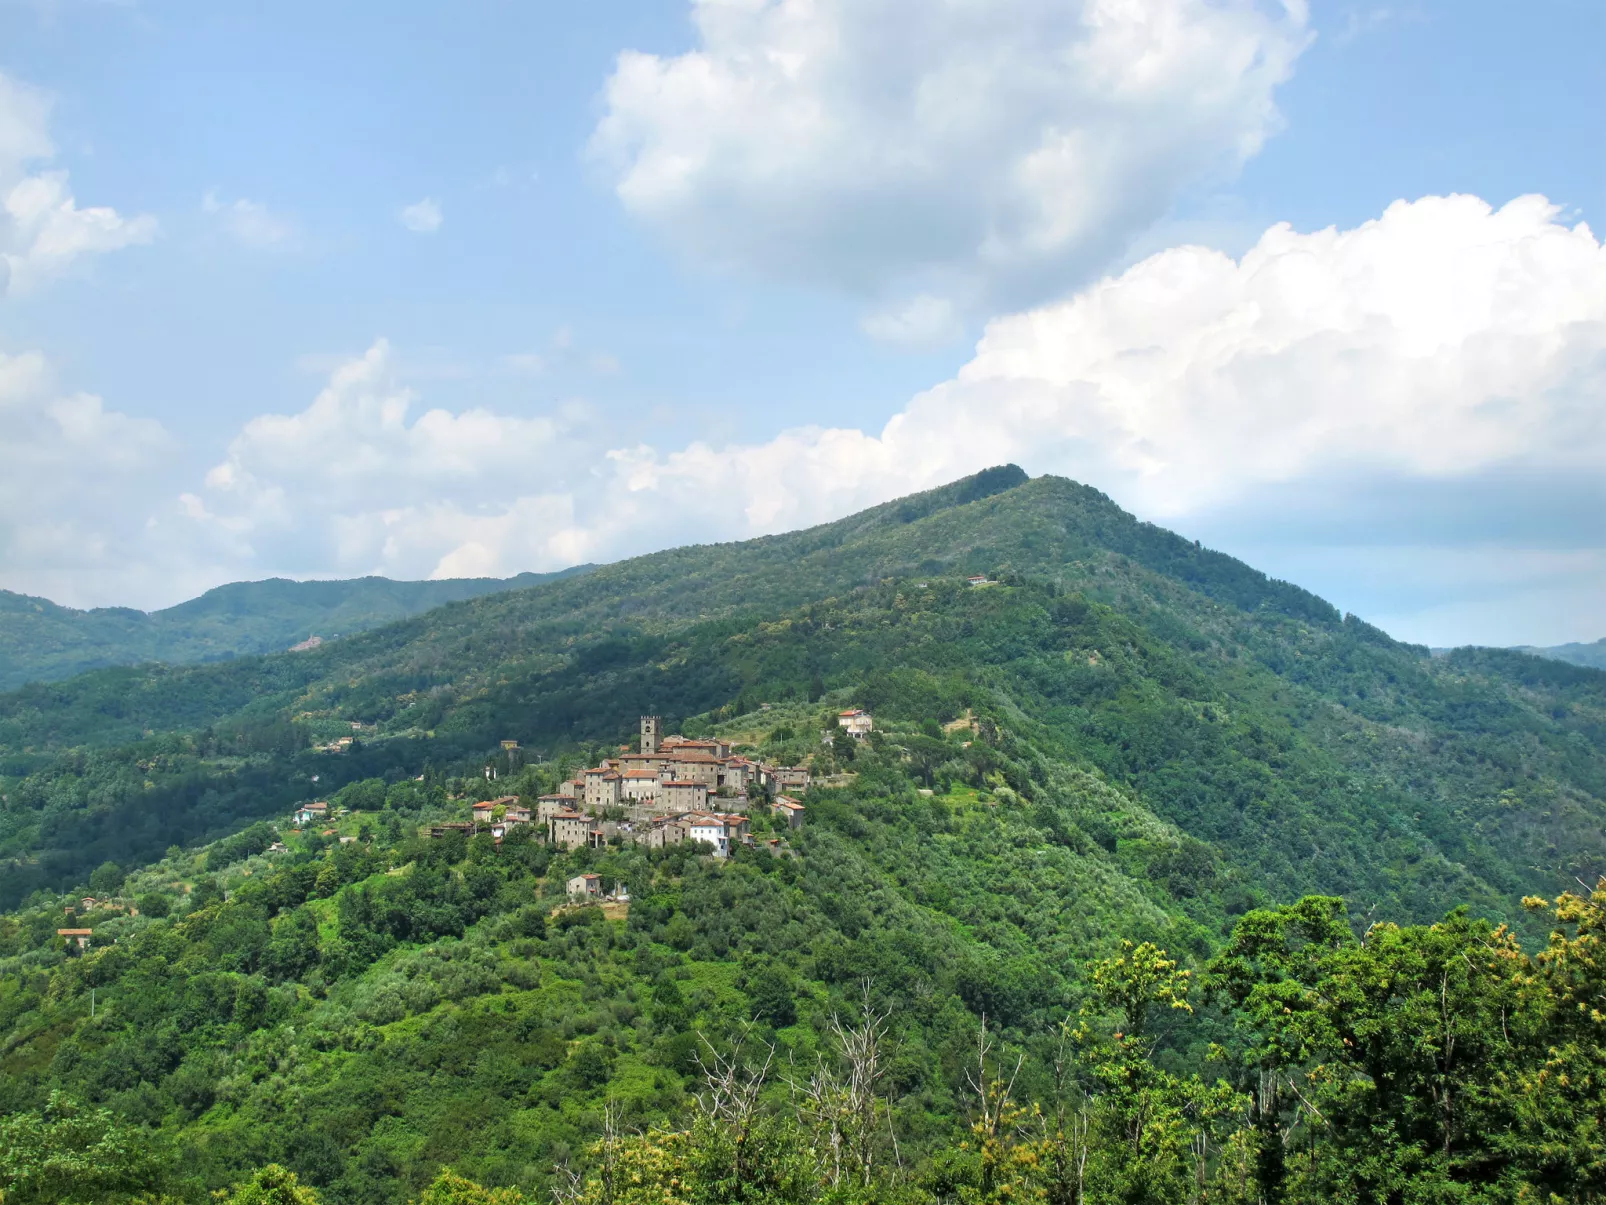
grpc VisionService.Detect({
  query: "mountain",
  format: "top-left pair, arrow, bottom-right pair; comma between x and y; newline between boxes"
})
2,465 -> 1601,917
0,567 -> 594,691
1521,637 -> 1606,671
0,466 -> 1604,1203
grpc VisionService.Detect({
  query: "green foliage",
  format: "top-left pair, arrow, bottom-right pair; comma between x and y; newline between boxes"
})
0,469 -> 1603,1203
0,568 -> 594,691
217,1164 -> 322,1204
0,1090 -> 168,1204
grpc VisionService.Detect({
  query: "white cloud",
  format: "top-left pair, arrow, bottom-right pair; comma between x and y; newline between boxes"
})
10,193 -> 1606,646
0,349 -> 173,606
860,294 -> 962,347
592,0 -> 1310,318
398,197 -> 443,233
0,71 -> 156,295
202,191 -> 295,248
186,340 -> 575,578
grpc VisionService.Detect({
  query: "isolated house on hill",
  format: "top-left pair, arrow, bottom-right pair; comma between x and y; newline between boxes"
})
294,802 -> 328,825
837,709 -> 873,738
566,873 -> 602,900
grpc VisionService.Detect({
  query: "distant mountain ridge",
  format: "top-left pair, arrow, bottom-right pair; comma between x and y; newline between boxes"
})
1521,638 -> 1606,671
0,566 -> 594,691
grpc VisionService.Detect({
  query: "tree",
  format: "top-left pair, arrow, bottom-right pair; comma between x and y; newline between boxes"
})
216,1164 -> 321,1204
417,1169 -> 528,1204
0,1091 -> 168,1204
88,861 -> 124,896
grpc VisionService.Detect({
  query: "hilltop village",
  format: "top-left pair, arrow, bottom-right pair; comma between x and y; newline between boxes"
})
412,713 -> 862,863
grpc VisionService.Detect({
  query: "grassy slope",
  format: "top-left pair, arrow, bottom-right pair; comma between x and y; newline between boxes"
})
0,567 -> 593,691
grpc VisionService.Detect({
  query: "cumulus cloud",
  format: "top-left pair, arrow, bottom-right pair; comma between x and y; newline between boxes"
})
202,191 -> 295,248
593,0 -> 1309,322
0,350 -> 173,605
579,195 -> 1606,559
0,72 -> 156,295
186,341 -> 577,579
11,193 -> 1606,645
398,198 -> 443,233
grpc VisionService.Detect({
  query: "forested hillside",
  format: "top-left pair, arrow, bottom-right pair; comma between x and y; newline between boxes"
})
0,567 -> 592,691
1525,636 -> 1606,671
1,467 -> 1604,1204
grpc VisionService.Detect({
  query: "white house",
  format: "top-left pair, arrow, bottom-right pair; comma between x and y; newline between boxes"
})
837,709 -> 873,738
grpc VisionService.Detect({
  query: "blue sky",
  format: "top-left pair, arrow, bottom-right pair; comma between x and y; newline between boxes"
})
1,0 -> 1604,648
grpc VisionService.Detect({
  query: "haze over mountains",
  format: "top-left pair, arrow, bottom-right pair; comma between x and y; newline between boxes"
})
0,477 -> 1594,696
0,567 -> 592,692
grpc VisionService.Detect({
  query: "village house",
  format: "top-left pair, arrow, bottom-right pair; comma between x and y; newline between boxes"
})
503,803 -> 532,823
566,873 -> 602,901
661,734 -> 732,758
645,816 -> 691,849
584,767 -> 623,810
720,756 -> 759,793
58,928 -> 93,950
663,751 -> 723,788
772,766 -> 812,792
837,709 -> 873,738
616,768 -> 661,802
686,812 -> 751,858
537,794 -> 578,822
294,802 -> 328,825
772,796 -> 806,830
471,800 -> 497,819
549,810 -> 591,851
660,779 -> 709,812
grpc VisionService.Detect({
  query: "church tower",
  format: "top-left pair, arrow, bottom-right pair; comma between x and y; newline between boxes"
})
640,715 -> 661,755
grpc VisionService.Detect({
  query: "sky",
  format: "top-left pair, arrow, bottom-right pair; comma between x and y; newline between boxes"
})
1,0 -> 1603,648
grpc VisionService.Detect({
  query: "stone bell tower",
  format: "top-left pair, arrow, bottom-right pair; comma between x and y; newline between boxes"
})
640,715 -> 661,755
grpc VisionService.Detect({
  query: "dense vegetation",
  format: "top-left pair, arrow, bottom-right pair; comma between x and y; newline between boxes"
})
3,766 -> 1605,1204
1525,637 -> 1606,671
0,467 -> 1603,1203
0,568 -> 590,691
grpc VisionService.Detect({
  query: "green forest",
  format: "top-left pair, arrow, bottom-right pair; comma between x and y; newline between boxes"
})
0,567 -> 591,692
1,469 -> 1603,1204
